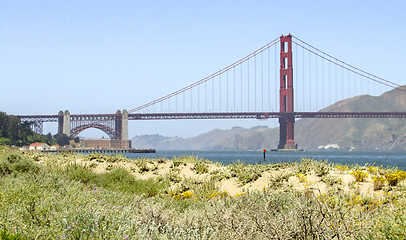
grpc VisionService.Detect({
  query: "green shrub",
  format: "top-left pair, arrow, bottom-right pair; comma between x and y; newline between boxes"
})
86,153 -> 127,163
321,175 -> 342,187
171,158 -> 185,167
193,179 -> 219,200
373,202 -> 406,238
86,153 -> 104,161
385,170 -> 406,186
66,165 -> 167,197
164,171 -> 182,183
0,229 -> 26,240
104,154 -> 126,163
133,158 -> 150,173
157,157 -> 166,164
268,172 -> 293,190
66,163 -> 96,184
193,161 -> 208,174
292,158 -> 331,177
351,170 -> 369,182
170,155 -> 203,167
210,169 -> 231,181
0,152 -> 40,176
228,161 -> 262,184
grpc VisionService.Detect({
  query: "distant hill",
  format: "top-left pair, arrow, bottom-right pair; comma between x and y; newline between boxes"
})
296,86 -> 406,150
132,87 -> 406,150
131,126 -> 279,150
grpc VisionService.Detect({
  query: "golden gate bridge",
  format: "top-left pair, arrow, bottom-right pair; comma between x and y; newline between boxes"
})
16,34 -> 406,150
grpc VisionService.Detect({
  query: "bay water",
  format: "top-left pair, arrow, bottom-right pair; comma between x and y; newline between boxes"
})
126,150 -> 406,170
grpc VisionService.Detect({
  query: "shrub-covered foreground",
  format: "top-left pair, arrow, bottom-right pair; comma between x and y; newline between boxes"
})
1,150 -> 406,239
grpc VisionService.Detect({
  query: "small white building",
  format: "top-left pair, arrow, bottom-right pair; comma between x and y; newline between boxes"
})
19,145 -> 30,151
50,145 -> 61,150
29,143 -> 50,151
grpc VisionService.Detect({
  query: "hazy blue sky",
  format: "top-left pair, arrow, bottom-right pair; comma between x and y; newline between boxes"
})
1,1 -> 405,139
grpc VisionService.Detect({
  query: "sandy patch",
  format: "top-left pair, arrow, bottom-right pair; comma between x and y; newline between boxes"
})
71,157 -> 393,199
219,178 -> 242,196
356,182 -> 375,196
243,171 -> 273,191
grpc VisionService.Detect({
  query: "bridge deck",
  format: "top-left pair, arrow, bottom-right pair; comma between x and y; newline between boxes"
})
17,112 -> 406,121
127,112 -> 406,120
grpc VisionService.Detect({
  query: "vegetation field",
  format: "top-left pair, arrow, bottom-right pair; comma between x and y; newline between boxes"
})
1,148 -> 406,239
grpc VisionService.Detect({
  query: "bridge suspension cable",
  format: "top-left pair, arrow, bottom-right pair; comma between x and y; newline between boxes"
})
128,37 -> 280,113
129,34 -> 404,115
291,35 -> 405,113
292,36 -> 404,91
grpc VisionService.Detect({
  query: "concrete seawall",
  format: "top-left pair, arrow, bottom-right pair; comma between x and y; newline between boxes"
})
42,148 -> 156,154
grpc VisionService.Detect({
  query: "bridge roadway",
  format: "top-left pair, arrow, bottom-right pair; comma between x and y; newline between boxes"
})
127,112 -> 406,120
17,114 -> 120,122
17,111 -> 406,146
18,112 -> 406,122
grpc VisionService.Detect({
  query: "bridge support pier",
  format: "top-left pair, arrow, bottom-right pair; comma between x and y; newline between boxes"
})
278,118 -> 287,149
122,109 -> 128,141
285,114 -> 296,149
278,34 -> 297,150
63,110 -> 71,137
58,111 -> 64,134
114,109 -> 128,141
115,110 -> 122,139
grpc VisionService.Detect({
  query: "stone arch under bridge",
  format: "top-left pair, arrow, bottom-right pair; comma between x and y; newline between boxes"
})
70,122 -> 120,139
62,110 -> 129,140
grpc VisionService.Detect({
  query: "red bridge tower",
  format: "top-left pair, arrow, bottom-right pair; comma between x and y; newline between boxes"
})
278,34 -> 297,149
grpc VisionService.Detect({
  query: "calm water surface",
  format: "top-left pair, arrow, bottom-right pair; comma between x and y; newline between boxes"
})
126,150 -> 406,170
